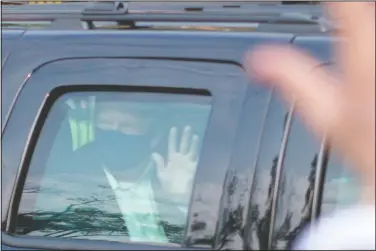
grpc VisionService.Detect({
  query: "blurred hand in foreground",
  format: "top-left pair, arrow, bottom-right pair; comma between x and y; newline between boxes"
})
245,2 -> 375,204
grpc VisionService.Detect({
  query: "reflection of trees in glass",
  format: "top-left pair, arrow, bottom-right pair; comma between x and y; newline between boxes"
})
247,153 -> 318,250
16,186 -> 185,244
215,171 -> 245,249
16,193 -> 128,238
248,156 -> 278,250
189,213 -> 212,246
272,154 -> 318,250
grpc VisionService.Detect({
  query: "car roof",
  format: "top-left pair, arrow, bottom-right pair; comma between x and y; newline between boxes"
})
1,1 -> 332,34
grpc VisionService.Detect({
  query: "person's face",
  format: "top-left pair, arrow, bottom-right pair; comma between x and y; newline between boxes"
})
95,102 -> 153,135
94,102 -> 156,176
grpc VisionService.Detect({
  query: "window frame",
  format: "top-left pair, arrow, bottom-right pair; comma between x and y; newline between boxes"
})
244,61 -> 349,249
240,90 -> 291,250
8,85 -> 212,240
310,63 -> 358,219
2,57 -> 253,250
263,95 -> 329,249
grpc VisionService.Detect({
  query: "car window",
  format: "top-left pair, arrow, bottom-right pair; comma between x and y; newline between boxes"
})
245,93 -> 289,250
271,115 -> 322,250
321,154 -> 361,214
14,91 -> 212,245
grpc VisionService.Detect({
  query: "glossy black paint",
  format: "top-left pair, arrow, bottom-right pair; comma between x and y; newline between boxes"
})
1,31 -> 290,250
265,36 -> 333,250
212,82 -> 272,250
271,35 -> 333,248
1,30 -> 293,127
270,116 -> 322,250
7,58 -> 254,248
241,92 -> 291,250
1,27 -> 334,250
1,30 -> 25,68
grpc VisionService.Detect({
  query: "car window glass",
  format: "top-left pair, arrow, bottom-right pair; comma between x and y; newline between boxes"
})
321,154 -> 360,214
271,116 -> 321,250
245,93 -> 288,250
15,91 -> 212,245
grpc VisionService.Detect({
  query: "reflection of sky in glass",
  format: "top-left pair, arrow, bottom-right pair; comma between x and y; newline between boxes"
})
321,154 -> 360,214
275,116 -> 320,228
257,94 -> 362,249
274,114 -> 361,232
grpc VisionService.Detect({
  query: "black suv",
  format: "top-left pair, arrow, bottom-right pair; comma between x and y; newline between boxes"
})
1,1 -> 360,250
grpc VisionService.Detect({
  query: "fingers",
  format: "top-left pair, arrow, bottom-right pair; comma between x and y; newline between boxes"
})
168,127 -> 177,158
168,125 -> 199,159
188,134 -> 199,162
180,125 -> 192,154
326,2 -> 374,34
152,153 -> 165,171
245,46 -> 340,136
327,2 -> 375,40
247,45 -> 319,87
326,2 -> 375,88
168,125 -> 200,160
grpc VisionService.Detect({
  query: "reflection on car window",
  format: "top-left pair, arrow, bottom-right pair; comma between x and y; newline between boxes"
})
245,94 -> 288,250
271,116 -> 321,250
15,91 -> 212,245
321,154 -> 360,215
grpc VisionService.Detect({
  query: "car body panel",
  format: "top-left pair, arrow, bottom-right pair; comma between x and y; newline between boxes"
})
1,30 -> 294,128
1,30 -> 291,249
1,12 -> 338,249
264,35 -> 333,250
293,35 -> 333,62
1,30 -> 25,68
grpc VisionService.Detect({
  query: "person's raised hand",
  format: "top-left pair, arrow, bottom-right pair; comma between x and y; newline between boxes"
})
152,125 -> 199,198
245,2 -> 375,203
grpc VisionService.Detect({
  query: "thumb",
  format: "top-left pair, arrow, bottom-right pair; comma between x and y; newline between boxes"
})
152,153 -> 165,171
245,45 -> 340,137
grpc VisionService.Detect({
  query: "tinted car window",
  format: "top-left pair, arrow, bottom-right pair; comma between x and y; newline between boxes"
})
271,116 -> 322,250
321,154 -> 360,214
245,93 -> 289,250
15,91 -> 212,245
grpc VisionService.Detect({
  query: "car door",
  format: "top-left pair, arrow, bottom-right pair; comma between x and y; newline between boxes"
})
265,37 -> 331,250
266,36 -> 362,250
243,36 -> 341,250
1,54 -> 270,250
291,37 -> 362,217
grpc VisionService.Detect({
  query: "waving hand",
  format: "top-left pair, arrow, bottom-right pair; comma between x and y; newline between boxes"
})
152,125 -> 199,196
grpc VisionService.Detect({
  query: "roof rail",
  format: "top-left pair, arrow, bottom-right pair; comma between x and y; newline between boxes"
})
82,1 -> 128,15
2,1 -> 333,32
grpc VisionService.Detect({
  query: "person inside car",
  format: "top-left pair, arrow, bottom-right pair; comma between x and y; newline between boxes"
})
67,96 -> 200,243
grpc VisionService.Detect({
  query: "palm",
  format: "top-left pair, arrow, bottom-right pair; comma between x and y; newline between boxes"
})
152,125 -> 199,196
